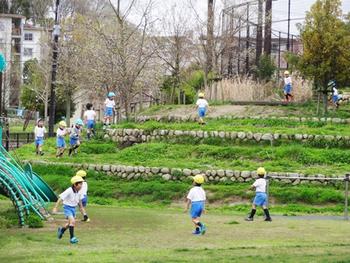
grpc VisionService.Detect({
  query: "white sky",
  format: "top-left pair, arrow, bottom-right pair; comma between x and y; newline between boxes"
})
115,0 -> 350,36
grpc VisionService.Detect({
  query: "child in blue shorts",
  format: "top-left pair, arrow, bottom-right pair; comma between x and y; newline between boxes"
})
283,71 -> 293,102
185,174 -> 207,235
103,92 -> 116,129
245,167 -> 272,222
56,121 -> 67,158
53,175 -> 86,244
69,119 -> 83,156
34,118 -> 46,156
83,103 -> 97,140
195,93 -> 209,125
76,170 -> 90,222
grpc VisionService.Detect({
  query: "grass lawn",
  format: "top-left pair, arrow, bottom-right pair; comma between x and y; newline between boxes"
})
13,139 -> 350,176
1,201 -> 350,262
114,118 -> 350,136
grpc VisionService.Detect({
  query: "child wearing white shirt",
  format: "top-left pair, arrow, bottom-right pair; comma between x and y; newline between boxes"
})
195,92 -> 209,125
83,103 -> 97,140
56,121 -> 67,158
53,175 -> 86,244
283,71 -> 293,102
104,92 -> 116,129
34,119 -> 46,156
245,167 -> 272,222
185,174 -> 207,235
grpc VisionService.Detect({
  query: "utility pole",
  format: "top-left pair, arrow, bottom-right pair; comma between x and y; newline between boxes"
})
256,0 -> 263,64
49,0 -> 60,137
264,0 -> 273,55
287,0 -> 291,51
237,18 -> 241,75
245,3 -> 250,74
207,0 -> 214,74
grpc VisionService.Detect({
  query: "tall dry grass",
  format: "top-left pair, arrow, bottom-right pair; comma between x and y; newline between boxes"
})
205,75 -> 313,102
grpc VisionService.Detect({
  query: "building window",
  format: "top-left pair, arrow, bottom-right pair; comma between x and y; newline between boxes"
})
24,33 -> 33,41
24,48 -> 33,57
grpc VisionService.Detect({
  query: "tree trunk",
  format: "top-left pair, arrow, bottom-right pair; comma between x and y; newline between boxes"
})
322,92 -> 328,116
316,91 -> 320,116
66,96 -> 71,127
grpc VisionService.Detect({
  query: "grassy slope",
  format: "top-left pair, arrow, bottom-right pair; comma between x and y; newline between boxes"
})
1,201 -> 350,262
13,139 -> 350,176
114,118 -> 350,136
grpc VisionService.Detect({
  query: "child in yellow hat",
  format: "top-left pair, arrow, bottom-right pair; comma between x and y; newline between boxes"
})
185,174 -> 207,235
76,170 -> 90,222
56,121 -> 67,158
195,92 -> 209,125
245,167 -> 272,222
53,175 -> 86,244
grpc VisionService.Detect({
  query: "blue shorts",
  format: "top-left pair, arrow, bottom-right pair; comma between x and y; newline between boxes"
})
284,84 -> 292,94
81,195 -> 88,207
253,192 -> 267,207
198,107 -> 207,118
190,201 -> 205,219
63,205 -> 76,219
56,137 -> 66,148
333,95 -> 339,103
86,120 -> 95,129
35,137 -> 44,146
105,107 -> 113,117
70,137 -> 79,146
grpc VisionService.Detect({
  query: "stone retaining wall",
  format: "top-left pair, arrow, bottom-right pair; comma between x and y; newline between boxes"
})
105,128 -> 350,145
28,160 -> 340,186
135,115 -> 350,124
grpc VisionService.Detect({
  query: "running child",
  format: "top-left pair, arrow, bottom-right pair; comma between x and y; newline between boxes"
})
83,103 -> 97,140
245,167 -> 272,222
56,121 -> 67,158
195,92 -> 209,125
76,170 -> 90,222
53,175 -> 86,244
103,92 -> 116,129
283,71 -> 293,102
68,119 -> 84,156
185,174 -> 207,235
329,80 -> 339,109
34,118 -> 46,156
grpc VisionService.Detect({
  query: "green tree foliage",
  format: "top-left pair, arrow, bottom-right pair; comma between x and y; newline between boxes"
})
255,54 -> 277,82
297,0 -> 350,114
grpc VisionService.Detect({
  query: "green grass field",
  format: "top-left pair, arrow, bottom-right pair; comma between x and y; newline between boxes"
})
13,138 -> 350,176
1,201 -> 350,263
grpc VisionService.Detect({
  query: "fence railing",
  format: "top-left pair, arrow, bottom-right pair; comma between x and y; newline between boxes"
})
266,174 -> 350,220
1,132 -> 35,150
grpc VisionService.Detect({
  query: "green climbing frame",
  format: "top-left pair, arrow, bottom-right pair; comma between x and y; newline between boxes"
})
0,120 -> 57,226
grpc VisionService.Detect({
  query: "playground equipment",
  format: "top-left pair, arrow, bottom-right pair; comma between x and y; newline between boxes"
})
0,119 -> 57,226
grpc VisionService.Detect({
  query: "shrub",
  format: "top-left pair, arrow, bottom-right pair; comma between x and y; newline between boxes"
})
26,213 -> 43,228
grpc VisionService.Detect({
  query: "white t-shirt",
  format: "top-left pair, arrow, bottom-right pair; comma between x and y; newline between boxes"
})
34,126 -> 46,138
253,178 -> 266,193
105,98 -> 116,108
187,186 -> 206,202
84,110 -> 96,121
56,128 -> 66,138
80,181 -> 88,196
333,87 -> 339,96
59,187 -> 83,207
284,77 -> 292,85
196,99 -> 209,109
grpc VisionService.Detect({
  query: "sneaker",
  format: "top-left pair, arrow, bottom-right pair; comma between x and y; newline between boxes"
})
70,237 -> 79,244
81,218 -> 90,222
264,218 -> 272,222
245,217 -> 254,221
57,227 -> 63,239
40,152 -> 44,156
200,223 -> 206,235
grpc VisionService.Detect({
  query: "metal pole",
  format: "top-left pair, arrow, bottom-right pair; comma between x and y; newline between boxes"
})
345,174 -> 349,220
287,0 -> 291,51
245,3 -> 250,74
291,35 -> 294,53
49,0 -> 60,137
